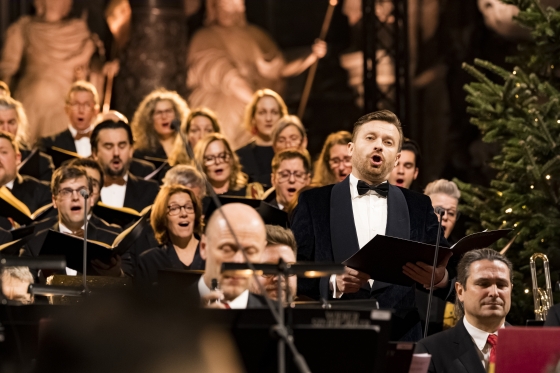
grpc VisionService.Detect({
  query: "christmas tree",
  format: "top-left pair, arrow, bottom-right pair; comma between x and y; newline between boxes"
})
456,0 -> 560,324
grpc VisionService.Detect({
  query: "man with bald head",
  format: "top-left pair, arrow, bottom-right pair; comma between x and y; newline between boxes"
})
198,203 -> 268,309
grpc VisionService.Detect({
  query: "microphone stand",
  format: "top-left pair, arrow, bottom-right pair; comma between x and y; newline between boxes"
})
172,120 -> 311,373
80,189 -> 90,294
424,207 -> 445,339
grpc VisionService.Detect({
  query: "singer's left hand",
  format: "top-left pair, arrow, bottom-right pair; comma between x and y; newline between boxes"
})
403,261 -> 447,287
92,256 -> 124,277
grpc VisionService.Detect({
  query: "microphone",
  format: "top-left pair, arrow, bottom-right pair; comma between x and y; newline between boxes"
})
424,207 -> 445,339
81,188 -> 89,293
80,189 -> 90,199
170,118 -> 181,132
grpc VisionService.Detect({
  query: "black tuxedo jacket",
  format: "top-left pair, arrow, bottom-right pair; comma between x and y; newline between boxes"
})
19,148 -> 55,182
415,318 -> 491,373
10,174 -> 52,213
236,141 -> 274,189
39,129 -> 75,153
118,173 -> 159,212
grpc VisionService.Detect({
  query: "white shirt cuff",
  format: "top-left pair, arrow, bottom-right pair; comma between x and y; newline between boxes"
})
330,274 -> 344,299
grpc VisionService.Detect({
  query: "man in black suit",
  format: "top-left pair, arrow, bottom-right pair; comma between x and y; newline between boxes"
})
196,203 -> 267,309
291,110 -> 452,341
25,165 -> 121,277
415,249 -> 513,373
91,120 -> 159,212
0,132 -> 51,213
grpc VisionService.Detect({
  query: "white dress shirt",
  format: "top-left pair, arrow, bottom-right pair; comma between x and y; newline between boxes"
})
463,316 -> 504,371
100,174 -> 128,208
5,179 -> 14,190
59,222 -> 86,276
197,276 -> 250,309
68,125 -> 92,157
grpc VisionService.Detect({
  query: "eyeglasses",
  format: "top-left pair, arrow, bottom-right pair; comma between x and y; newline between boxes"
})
329,156 -> 352,167
68,102 -> 94,111
276,170 -> 308,183
153,108 -> 175,118
433,206 -> 460,221
204,152 -> 230,166
168,204 -> 195,216
57,187 -> 89,199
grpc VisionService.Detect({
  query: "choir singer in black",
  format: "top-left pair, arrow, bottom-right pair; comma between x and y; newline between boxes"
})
291,110 -> 454,341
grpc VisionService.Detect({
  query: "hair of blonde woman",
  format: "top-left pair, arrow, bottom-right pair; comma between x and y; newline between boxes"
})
312,131 -> 352,186
243,89 -> 288,135
0,96 -> 30,147
65,80 -> 100,107
424,179 -> 461,200
193,133 -> 248,191
168,107 -> 221,166
162,164 -> 207,196
271,115 -> 306,145
130,88 -> 190,152
150,184 -> 203,245
0,80 -> 10,96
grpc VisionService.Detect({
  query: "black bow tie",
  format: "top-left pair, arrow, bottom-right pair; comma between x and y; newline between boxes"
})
357,180 -> 389,197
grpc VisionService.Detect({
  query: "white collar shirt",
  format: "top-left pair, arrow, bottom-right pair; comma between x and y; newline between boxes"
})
100,174 -> 128,208
68,125 -> 92,157
5,179 -> 14,190
462,316 -> 504,371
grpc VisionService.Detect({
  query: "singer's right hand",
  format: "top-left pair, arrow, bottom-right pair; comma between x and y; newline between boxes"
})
201,291 -> 228,309
335,266 -> 370,294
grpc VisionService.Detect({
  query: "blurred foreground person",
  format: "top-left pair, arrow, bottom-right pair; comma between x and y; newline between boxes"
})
197,203 -> 267,309
415,249 -> 512,373
136,184 -> 205,287
251,225 -> 297,303
236,89 -> 288,188
312,131 -> 352,186
35,292 -> 243,373
1,266 -> 33,304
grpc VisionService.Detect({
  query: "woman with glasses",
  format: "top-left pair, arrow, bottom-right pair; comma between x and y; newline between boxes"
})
168,107 -> 221,166
236,89 -> 288,189
424,179 -> 461,240
135,184 -> 204,287
194,133 -> 263,198
271,115 -> 308,154
131,89 -> 190,161
312,131 -> 353,186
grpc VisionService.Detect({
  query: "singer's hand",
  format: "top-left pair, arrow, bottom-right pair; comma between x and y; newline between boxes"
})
335,266 -> 370,294
403,261 -> 447,287
91,256 -> 124,277
201,291 -> 228,309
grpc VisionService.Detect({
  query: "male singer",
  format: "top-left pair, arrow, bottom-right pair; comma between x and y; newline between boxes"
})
291,110 -> 453,341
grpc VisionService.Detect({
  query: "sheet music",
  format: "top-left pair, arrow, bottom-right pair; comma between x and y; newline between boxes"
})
408,353 -> 431,373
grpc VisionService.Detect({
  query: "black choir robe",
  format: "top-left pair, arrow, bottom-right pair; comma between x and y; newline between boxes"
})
291,176 -> 454,341
236,141 -> 274,189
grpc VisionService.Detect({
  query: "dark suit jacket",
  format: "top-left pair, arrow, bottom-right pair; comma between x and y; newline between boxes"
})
236,141 -> 274,189
121,173 -> 159,212
39,129 -> 75,153
129,158 -> 156,178
291,177 -> 452,340
133,146 -> 167,161
544,303 -> 560,326
10,174 -> 52,213
415,318 -> 489,373
19,148 -> 55,182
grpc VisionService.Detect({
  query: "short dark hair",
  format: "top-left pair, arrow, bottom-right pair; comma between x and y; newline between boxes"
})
271,149 -> 312,174
51,165 -> 93,196
352,110 -> 403,150
265,225 -> 297,256
67,158 -> 104,182
402,137 -> 421,166
0,131 -> 19,154
455,248 -> 513,318
90,120 -> 134,152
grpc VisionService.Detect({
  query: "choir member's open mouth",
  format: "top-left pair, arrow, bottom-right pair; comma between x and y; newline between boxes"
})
70,206 -> 82,212
178,222 -> 189,227
161,122 -> 170,128
396,178 -> 404,185
111,159 -> 122,167
287,187 -> 297,194
214,168 -> 224,175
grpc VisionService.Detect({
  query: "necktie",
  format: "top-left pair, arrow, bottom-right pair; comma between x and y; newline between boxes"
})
74,131 -> 91,141
356,180 -> 389,197
487,334 -> 498,365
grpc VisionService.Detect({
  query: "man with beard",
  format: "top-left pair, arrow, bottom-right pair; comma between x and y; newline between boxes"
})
291,110 -> 453,341
91,120 -> 159,212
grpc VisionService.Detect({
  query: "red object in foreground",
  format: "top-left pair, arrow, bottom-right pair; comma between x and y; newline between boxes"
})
495,327 -> 560,373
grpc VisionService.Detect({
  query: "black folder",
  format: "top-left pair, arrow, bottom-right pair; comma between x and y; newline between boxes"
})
92,203 -> 151,228
451,229 -> 512,256
0,238 -> 27,256
342,235 -> 454,287
18,148 -> 41,180
0,186 -> 53,226
203,196 -> 289,227
144,161 -> 168,181
45,146 -> 81,168
38,214 -> 148,272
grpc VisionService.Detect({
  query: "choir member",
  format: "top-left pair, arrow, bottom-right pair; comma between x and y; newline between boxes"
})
0,131 -> 51,212
131,88 -> 189,160
197,203 -> 267,309
271,115 -> 308,153
135,184 -> 205,287
311,131 -> 352,186
38,81 -> 99,157
250,225 -> 297,303
236,89 -> 288,189
162,164 -> 206,200
291,110 -> 452,341
416,249 -> 513,373
1,266 -> 33,304
194,133 -> 263,198
264,149 -> 311,210
425,179 -> 461,240
0,96 -> 54,181
168,107 -> 221,166
91,120 -> 159,211
388,138 -> 421,189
